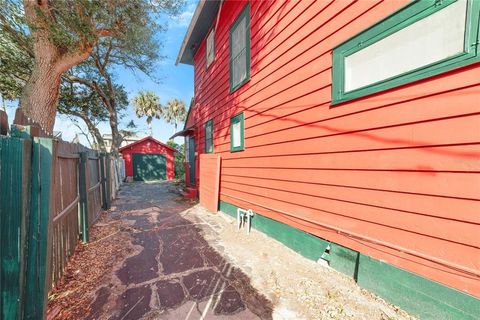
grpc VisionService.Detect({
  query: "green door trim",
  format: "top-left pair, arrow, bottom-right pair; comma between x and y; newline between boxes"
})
188,137 -> 196,185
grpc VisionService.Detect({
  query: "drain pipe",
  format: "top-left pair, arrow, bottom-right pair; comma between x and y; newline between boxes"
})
237,208 -> 254,234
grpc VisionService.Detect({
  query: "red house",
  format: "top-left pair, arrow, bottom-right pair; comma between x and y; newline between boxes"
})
119,136 -> 176,181
175,1 -> 480,319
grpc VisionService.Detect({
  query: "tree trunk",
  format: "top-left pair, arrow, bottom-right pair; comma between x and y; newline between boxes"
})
69,110 -> 106,151
18,63 -> 63,131
108,108 -> 122,155
19,0 -> 95,132
83,118 -> 106,152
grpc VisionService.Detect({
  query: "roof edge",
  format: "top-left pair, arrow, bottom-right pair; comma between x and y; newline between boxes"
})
176,1 -> 206,66
119,136 -> 177,153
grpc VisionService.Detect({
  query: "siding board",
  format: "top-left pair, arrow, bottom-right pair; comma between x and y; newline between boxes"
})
221,174 -> 480,224
220,180 -> 479,248
189,0 -> 480,297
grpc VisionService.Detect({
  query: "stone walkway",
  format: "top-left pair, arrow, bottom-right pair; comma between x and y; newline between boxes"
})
86,182 -> 272,319
80,181 -> 413,320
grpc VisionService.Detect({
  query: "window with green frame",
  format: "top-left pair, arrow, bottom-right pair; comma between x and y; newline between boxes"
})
229,4 -> 250,92
205,119 -> 214,153
230,113 -> 244,152
332,0 -> 480,104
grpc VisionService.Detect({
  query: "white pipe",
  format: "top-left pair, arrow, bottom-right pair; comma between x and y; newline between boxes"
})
237,208 -> 254,234
246,209 -> 254,234
236,208 -> 244,231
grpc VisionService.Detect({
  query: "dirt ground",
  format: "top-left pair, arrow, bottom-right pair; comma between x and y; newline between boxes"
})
47,181 -> 415,320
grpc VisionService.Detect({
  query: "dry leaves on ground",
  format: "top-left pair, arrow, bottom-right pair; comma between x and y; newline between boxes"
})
47,211 -> 133,320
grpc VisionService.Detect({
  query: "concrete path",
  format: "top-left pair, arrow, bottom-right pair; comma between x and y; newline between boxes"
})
86,182 -> 272,320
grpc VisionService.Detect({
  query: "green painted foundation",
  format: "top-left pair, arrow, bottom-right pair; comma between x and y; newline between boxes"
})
219,201 -> 328,261
219,201 -> 480,320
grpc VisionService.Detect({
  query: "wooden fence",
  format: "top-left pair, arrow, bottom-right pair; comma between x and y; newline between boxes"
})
0,113 -> 124,320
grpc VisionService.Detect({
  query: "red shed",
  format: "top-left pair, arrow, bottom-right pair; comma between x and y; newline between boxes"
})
119,136 -> 176,181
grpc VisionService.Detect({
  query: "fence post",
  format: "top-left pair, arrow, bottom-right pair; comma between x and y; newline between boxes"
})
105,154 -> 111,208
0,110 -> 9,135
78,152 -> 89,242
99,153 -> 110,210
24,137 -> 55,320
0,136 -> 31,320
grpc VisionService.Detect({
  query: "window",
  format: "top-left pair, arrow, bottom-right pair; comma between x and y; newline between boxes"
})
230,113 -> 244,152
206,28 -> 215,68
229,4 -> 250,92
205,119 -> 213,153
332,0 -> 480,104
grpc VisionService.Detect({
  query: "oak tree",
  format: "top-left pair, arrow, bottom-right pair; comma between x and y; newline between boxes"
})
0,0 -> 183,132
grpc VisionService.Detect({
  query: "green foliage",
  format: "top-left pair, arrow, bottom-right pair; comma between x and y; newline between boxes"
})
163,98 -> 187,132
0,1 -> 32,100
167,140 -> 185,180
1,0 -> 184,62
0,0 -> 185,135
58,82 -> 109,122
132,91 -> 163,125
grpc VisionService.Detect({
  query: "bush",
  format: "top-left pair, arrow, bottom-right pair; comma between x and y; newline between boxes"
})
167,140 -> 185,180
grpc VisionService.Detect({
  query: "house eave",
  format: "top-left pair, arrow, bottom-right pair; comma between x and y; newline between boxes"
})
176,0 -> 221,66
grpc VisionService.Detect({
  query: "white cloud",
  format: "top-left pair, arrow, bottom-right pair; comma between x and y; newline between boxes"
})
173,3 -> 196,28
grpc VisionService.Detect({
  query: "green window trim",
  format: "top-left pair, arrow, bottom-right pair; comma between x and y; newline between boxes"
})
332,0 -> 480,105
204,119 -> 214,153
229,3 -> 251,93
230,112 -> 244,152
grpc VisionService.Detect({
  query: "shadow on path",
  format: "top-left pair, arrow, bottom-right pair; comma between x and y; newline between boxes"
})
86,181 -> 273,320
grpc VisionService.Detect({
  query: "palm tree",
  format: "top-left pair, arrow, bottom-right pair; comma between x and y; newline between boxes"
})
163,99 -> 187,135
132,91 -> 162,136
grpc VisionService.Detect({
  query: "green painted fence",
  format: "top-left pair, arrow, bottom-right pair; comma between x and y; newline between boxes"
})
24,137 -> 54,319
0,126 -> 119,320
0,136 -> 31,320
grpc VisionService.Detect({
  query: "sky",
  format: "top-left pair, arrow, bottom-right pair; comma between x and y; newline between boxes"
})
4,0 -> 197,146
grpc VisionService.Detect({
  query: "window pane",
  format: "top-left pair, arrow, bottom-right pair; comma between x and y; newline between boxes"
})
233,50 -> 246,87
232,17 -> 246,57
207,30 -> 215,66
206,139 -> 213,153
344,0 -> 467,92
232,122 -> 241,147
206,124 -> 211,137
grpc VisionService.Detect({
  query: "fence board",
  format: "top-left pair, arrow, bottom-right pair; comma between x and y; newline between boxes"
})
0,136 -> 31,320
87,153 -> 102,225
24,137 -> 54,320
1,134 -> 121,319
109,157 -> 125,200
49,141 -> 82,286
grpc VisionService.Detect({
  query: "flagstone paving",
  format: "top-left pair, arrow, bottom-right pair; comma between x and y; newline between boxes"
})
81,181 -> 413,320
86,182 -> 272,319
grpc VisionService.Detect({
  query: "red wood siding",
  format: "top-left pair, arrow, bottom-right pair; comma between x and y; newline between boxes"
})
199,154 -> 221,213
120,138 -> 175,180
190,0 -> 480,297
